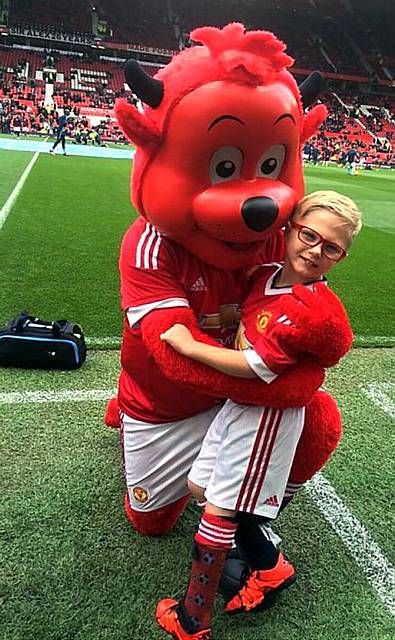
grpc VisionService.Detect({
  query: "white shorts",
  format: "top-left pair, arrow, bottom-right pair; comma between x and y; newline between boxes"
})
188,400 -> 305,519
121,405 -> 221,512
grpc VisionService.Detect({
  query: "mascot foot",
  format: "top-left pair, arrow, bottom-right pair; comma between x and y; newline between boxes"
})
104,396 -> 121,429
124,492 -> 190,536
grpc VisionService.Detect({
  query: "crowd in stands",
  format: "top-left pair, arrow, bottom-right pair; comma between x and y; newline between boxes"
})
3,0 -> 394,82
1,0 -> 394,167
0,80 -> 131,144
8,0 -> 92,35
1,79 -> 393,167
303,133 -> 394,170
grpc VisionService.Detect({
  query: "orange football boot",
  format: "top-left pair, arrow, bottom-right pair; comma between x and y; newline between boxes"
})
225,552 -> 296,614
156,599 -> 212,640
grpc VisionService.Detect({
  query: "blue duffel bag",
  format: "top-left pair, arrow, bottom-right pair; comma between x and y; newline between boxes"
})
0,311 -> 86,370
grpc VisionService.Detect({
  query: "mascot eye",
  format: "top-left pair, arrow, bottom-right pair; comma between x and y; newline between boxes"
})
210,147 -> 243,184
256,145 -> 286,180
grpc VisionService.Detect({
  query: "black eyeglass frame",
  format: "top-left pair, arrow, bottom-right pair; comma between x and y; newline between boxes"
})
290,222 -> 348,261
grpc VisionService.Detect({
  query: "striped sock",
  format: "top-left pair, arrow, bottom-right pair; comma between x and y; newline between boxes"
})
180,513 -> 237,632
195,512 -> 237,548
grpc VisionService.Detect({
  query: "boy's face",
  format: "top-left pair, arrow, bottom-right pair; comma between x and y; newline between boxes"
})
285,209 -> 352,282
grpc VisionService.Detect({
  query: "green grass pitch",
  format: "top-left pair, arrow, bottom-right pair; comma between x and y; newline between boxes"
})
0,146 -> 394,639
1,349 -> 394,640
0,149 -> 394,342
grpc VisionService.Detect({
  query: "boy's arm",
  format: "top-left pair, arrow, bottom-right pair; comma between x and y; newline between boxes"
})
142,307 -> 325,408
160,324 -> 257,378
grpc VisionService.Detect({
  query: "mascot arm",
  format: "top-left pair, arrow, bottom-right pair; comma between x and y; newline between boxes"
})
140,307 -> 324,408
278,284 -> 354,367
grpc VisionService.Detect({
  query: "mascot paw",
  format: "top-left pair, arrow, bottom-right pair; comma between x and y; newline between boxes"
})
279,284 -> 353,367
104,396 -> 121,429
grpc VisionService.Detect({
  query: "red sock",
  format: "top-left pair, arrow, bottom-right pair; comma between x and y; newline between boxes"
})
181,513 -> 237,632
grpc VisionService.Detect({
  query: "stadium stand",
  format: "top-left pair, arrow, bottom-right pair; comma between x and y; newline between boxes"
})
8,0 -> 92,36
0,0 -> 393,164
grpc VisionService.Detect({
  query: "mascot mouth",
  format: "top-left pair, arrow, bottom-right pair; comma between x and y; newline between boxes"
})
224,241 -> 261,252
192,223 -> 262,253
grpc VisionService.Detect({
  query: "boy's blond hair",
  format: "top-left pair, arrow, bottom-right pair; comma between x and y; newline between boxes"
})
294,190 -> 362,238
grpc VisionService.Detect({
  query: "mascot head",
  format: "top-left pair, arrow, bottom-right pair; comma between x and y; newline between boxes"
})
116,22 -> 327,269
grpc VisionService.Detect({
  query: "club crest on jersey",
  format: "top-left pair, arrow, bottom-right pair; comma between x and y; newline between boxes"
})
132,486 -> 150,504
256,310 -> 273,333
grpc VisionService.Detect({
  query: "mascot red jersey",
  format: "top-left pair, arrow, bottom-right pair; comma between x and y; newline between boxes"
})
106,23 -> 352,537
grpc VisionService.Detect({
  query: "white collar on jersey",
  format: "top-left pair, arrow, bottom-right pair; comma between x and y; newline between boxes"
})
264,263 -> 326,296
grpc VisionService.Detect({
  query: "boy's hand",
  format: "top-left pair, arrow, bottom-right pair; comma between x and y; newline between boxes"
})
160,323 -> 197,356
278,283 -> 353,367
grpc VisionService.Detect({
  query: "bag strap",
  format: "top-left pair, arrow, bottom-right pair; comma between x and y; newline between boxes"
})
53,320 -> 83,337
52,321 -> 62,337
9,311 -> 33,333
49,320 -> 71,337
7,313 -> 83,338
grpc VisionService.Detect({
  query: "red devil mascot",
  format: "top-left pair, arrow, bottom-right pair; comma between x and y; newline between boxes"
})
107,24 -> 352,572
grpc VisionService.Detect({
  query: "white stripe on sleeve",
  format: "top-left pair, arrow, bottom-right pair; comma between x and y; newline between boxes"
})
135,222 -> 151,268
126,297 -> 189,328
243,349 -> 278,383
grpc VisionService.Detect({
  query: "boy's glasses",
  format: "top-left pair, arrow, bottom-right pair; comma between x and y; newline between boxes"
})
291,222 -> 348,261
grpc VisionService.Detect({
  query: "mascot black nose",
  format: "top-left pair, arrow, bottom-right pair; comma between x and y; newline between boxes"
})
241,196 -> 279,232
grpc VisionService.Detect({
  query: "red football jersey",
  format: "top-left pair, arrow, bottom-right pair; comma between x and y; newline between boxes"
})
237,263 -> 326,382
119,216 -> 286,423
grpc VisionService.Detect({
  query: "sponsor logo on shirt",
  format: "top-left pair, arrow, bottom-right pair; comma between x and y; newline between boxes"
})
235,321 -> 251,351
255,310 -> 273,333
200,304 -> 241,331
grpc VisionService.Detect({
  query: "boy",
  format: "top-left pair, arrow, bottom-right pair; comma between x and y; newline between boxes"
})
156,191 -> 362,640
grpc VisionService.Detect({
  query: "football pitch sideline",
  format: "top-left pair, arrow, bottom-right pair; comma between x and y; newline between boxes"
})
1,348 -> 394,640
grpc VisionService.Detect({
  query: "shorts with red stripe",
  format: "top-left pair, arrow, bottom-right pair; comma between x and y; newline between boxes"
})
188,400 -> 305,518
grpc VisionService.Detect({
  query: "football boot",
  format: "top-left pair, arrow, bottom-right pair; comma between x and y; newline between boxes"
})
225,552 -> 296,613
156,599 -> 211,640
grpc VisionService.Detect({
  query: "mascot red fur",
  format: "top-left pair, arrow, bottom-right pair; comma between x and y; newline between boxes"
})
106,23 -> 352,537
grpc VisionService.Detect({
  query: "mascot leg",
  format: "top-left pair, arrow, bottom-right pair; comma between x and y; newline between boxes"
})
120,405 -> 216,537
283,389 -> 343,506
124,492 -> 190,537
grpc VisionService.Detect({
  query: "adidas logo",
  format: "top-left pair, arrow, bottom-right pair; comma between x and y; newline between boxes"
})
189,276 -> 208,292
264,495 -> 279,507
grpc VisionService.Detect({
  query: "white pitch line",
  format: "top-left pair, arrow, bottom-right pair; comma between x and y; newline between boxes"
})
0,149 -> 41,230
85,335 -> 395,349
86,336 -> 122,348
306,473 -> 395,616
354,335 -> 395,347
0,388 -> 117,404
361,382 -> 395,420
2,384 -> 394,616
